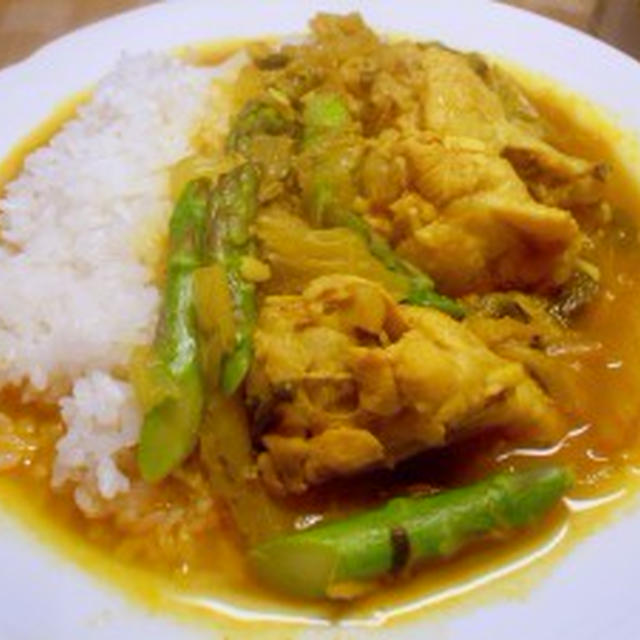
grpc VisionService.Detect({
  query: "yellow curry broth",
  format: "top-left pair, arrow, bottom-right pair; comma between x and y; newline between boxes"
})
526,78 -> 640,473
1,41 -> 640,627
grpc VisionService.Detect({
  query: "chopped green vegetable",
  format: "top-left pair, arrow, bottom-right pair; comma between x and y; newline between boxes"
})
207,163 -> 260,394
137,179 -> 210,482
251,466 -> 573,599
227,100 -> 294,155
303,91 -> 351,147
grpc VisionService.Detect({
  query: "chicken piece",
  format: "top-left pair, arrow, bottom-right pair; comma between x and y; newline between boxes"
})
388,192 -> 438,244
401,135 -> 497,205
399,136 -> 580,294
399,219 -> 488,293
401,137 -> 577,230
349,348 -> 399,416
359,137 -> 408,207
417,46 -> 604,198
418,47 -> 508,152
466,53 -> 546,138
384,306 -> 564,450
466,53 -> 605,206
248,275 -> 566,495
503,146 -> 608,209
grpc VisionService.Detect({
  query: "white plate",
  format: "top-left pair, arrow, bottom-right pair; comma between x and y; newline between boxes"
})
1,1 -> 640,638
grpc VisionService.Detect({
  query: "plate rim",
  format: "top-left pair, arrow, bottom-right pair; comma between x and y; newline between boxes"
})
1,2 -> 640,639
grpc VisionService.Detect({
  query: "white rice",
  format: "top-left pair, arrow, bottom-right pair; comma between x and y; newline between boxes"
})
54,371 -> 142,513
0,53 -> 220,512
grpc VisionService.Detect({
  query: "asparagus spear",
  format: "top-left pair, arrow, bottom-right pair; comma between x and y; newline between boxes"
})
303,92 -> 466,318
207,163 -> 259,394
250,466 -> 573,599
227,100 -> 294,155
302,91 -> 351,147
137,179 -> 210,482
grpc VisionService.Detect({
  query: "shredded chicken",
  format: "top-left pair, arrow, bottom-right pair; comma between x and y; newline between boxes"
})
249,276 -> 565,495
396,134 -> 581,294
417,46 -> 601,187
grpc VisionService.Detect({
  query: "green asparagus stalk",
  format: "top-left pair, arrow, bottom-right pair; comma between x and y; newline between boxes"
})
303,92 -> 465,318
137,179 -> 210,482
250,466 -> 573,599
208,163 -> 259,394
302,91 -> 351,147
227,100 -> 294,155
405,282 -> 468,319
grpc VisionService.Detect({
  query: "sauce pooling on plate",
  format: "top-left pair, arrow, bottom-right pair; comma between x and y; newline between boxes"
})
1,12 -> 640,623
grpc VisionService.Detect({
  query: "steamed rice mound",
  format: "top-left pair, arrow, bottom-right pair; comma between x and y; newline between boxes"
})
0,54 -> 219,512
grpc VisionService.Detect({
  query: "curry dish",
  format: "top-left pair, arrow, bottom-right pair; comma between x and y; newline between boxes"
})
2,12 -> 640,611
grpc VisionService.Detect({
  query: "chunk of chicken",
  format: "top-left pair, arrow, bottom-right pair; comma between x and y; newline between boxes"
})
417,47 -> 508,151
249,275 -> 565,495
418,46 -> 605,198
466,53 -> 546,138
398,136 -> 581,294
